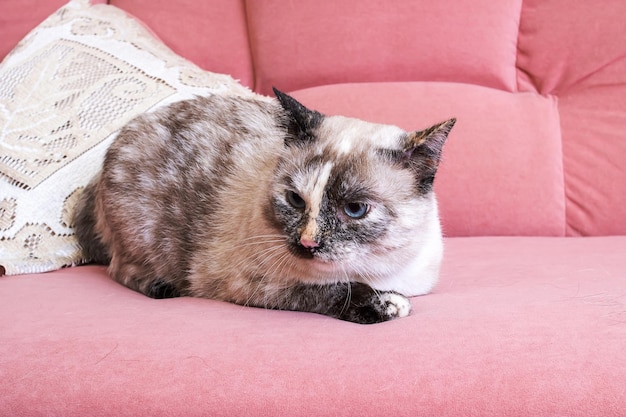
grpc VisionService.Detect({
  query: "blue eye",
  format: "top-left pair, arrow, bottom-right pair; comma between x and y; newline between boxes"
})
343,202 -> 369,219
287,191 -> 306,209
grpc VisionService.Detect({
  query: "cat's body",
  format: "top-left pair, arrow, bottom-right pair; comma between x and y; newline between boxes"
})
74,89 -> 454,324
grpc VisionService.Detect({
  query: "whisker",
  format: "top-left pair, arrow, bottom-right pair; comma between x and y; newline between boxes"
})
238,238 -> 287,248
241,244 -> 293,308
240,234 -> 286,242
264,250 -> 301,310
338,263 -> 353,317
234,242 -> 285,266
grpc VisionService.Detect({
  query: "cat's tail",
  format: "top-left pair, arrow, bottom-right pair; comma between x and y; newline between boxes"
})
73,176 -> 111,265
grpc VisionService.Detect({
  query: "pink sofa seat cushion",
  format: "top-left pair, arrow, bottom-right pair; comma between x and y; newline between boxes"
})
289,82 -> 565,237
1,237 -> 624,416
247,0 -> 521,95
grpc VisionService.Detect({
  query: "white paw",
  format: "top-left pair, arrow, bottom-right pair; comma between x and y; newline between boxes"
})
379,292 -> 412,318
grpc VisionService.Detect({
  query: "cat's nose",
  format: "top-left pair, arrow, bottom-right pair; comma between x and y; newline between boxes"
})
300,237 -> 319,249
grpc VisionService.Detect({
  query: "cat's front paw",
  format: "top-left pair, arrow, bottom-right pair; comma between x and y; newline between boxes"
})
339,283 -> 412,324
378,292 -> 412,319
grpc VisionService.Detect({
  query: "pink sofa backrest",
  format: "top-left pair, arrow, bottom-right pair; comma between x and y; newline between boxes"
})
2,0 -> 625,237
245,0 -> 520,95
110,0 -> 254,87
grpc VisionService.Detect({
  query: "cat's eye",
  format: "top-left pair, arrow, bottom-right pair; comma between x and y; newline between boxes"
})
343,202 -> 369,219
286,191 -> 306,209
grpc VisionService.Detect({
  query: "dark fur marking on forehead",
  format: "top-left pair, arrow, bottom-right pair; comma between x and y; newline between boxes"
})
281,148 -> 375,201
324,154 -> 388,203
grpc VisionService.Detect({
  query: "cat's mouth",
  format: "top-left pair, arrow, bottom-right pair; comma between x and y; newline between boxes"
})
288,243 -> 316,259
287,244 -> 344,277
288,242 -> 338,265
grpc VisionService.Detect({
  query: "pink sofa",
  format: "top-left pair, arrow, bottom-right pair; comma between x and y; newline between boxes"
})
2,1 -> 626,415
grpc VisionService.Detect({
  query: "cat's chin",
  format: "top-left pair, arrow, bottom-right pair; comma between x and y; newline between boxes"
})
290,256 -> 340,278
305,257 -> 337,273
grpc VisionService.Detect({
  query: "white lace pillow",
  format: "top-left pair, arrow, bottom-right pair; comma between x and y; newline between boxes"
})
0,0 -> 254,275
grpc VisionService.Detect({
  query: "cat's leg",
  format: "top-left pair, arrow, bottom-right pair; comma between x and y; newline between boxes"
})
145,280 -> 181,299
107,257 -> 183,299
73,179 -> 111,265
260,282 -> 412,324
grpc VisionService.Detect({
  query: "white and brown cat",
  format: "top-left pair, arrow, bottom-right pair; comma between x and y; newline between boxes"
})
74,88 -> 455,324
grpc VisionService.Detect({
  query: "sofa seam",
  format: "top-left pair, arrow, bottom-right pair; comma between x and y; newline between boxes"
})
552,94 -> 568,237
241,0 -> 258,92
513,0 -> 524,93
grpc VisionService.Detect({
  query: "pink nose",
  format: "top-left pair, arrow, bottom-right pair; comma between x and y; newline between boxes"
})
300,237 -> 319,249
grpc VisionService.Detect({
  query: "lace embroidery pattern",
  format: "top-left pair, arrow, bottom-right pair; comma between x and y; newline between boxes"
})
0,39 -> 175,190
0,0 -> 253,275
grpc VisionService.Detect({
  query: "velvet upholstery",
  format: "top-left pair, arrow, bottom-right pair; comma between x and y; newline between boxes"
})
2,238 -> 625,416
1,1 -> 625,415
245,0 -> 521,94
109,0 -> 254,88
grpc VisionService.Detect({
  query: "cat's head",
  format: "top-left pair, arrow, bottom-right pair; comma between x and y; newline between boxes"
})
265,88 -> 455,284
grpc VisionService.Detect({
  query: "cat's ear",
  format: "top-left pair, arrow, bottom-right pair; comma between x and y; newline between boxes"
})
273,87 -> 324,144
403,118 -> 455,162
397,118 -> 456,190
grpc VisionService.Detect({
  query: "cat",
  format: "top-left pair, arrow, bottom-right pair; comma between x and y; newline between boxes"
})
73,88 -> 455,324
